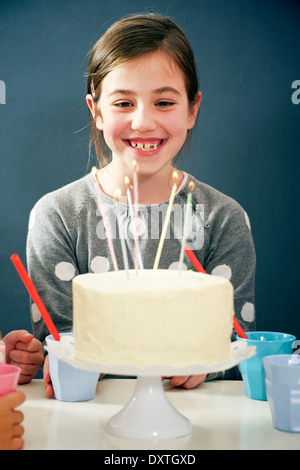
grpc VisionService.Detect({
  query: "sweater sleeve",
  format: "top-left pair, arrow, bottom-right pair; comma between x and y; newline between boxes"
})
26,193 -> 79,344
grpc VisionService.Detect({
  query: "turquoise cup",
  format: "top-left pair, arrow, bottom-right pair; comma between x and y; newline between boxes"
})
46,333 -> 99,402
237,332 -> 296,400
263,354 -> 300,432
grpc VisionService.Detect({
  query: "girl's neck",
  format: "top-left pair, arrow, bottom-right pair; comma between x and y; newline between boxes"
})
97,162 -> 184,205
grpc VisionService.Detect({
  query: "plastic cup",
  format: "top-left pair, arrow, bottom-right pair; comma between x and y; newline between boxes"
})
263,354 -> 300,432
46,333 -> 99,402
0,364 -> 21,396
237,331 -> 296,400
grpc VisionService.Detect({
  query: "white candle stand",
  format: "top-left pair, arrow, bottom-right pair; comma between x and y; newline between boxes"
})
107,375 -> 192,439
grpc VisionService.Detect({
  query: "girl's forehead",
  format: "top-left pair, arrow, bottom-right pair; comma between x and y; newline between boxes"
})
101,50 -> 186,92
121,50 -> 179,71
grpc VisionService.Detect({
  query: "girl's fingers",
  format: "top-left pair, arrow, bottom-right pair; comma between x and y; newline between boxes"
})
11,410 -> 24,425
8,436 -> 24,451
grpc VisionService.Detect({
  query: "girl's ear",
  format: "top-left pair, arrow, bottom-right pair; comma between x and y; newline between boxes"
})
86,94 -> 104,130
86,94 -> 96,117
187,91 -> 202,129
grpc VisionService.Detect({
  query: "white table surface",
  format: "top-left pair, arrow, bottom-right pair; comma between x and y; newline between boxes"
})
19,378 -> 300,450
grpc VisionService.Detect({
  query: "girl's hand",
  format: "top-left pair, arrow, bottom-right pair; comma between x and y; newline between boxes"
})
43,355 -> 54,398
0,391 -> 25,450
4,330 -> 44,384
162,374 -> 207,389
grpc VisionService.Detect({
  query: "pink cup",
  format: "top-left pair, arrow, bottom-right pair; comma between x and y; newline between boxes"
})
0,364 -> 21,396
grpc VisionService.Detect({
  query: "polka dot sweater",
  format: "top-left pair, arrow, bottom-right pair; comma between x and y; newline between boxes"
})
26,173 -> 256,378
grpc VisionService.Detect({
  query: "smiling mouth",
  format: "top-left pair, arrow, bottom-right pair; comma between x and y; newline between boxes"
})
127,139 -> 164,151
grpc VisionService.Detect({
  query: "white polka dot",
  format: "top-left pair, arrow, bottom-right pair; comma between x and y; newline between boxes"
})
55,262 -> 76,281
168,262 -> 187,271
241,302 -> 255,322
28,209 -> 36,230
90,256 -> 110,273
31,303 -> 41,323
244,211 -> 251,230
96,220 -> 107,240
211,264 -> 232,280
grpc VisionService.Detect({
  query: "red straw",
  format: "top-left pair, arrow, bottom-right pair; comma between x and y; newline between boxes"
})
232,316 -> 248,339
184,245 -> 206,273
10,254 -> 60,341
184,245 -> 248,339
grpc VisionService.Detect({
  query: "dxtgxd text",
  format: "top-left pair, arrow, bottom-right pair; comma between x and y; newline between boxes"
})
104,453 -> 196,467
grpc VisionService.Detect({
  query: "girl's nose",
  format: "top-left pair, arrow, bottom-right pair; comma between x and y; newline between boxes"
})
131,106 -> 156,132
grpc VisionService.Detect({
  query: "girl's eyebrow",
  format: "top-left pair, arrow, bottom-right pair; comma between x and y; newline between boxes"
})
154,87 -> 181,96
108,89 -> 133,96
108,87 -> 181,97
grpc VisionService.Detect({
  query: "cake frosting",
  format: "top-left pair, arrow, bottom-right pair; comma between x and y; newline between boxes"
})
73,269 -> 234,367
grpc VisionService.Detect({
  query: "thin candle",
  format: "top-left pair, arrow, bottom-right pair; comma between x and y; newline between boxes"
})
153,171 -> 178,270
184,245 -> 249,339
91,167 -> 119,272
132,161 -> 139,274
178,181 -> 195,274
114,189 -> 129,279
125,176 -> 143,270
10,254 -> 60,341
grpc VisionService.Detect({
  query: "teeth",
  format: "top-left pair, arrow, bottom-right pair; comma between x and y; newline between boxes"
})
130,141 -> 161,151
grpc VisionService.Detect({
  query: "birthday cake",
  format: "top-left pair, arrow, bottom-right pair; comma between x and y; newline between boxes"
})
72,269 -> 234,367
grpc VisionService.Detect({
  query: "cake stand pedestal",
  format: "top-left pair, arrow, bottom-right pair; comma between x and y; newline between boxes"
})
107,375 -> 191,439
45,338 -> 256,440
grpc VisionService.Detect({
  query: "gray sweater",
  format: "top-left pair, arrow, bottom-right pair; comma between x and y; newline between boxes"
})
26,172 -> 256,379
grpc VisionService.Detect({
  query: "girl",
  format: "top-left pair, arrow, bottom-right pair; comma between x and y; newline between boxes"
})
27,13 -> 256,395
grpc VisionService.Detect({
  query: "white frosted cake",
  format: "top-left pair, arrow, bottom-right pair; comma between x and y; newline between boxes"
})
73,269 -> 234,368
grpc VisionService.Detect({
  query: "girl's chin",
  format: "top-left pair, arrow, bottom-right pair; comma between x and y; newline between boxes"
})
130,160 -> 174,180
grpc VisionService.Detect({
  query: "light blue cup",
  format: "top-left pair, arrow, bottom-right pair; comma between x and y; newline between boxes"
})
263,354 -> 300,433
46,333 -> 99,402
237,332 -> 296,401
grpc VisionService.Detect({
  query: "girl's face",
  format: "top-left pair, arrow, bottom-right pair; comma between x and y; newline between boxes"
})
89,50 -> 201,179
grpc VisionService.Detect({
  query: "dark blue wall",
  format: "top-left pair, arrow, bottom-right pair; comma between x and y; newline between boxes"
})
1,1 -> 299,345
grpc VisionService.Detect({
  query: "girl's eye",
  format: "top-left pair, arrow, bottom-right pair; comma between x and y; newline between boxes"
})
114,101 -> 133,108
156,101 -> 175,108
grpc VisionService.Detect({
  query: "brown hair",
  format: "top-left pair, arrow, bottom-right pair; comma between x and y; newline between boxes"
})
87,13 -> 199,167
